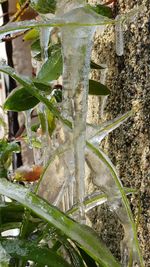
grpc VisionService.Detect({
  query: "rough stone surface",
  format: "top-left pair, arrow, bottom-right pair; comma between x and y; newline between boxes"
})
87,0 -> 150,265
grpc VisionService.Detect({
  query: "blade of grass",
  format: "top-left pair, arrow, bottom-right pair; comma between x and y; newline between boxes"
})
86,141 -> 144,267
0,179 -> 120,267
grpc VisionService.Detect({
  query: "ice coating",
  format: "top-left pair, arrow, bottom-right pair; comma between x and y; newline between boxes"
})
24,110 -> 32,149
37,25 -> 53,166
85,146 -> 139,266
115,15 -> 124,56
30,1 -> 142,264
40,27 -> 51,63
87,111 -> 132,145
59,0 -> 97,220
38,0 -> 112,219
0,243 -> 10,266
37,103 -> 50,166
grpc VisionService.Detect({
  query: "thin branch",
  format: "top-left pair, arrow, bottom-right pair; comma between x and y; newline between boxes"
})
10,0 -> 30,22
2,30 -> 27,42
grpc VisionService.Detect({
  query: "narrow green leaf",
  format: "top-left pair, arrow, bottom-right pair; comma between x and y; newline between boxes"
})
87,111 -> 133,142
0,179 -> 120,267
89,80 -> 110,96
0,14 -> 113,38
86,142 -> 144,267
78,247 -> 98,267
37,51 -> 62,83
0,65 -> 33,87
57,236 -> 85,267
90,61 -> 105,70
4,87 -> 39,112
0,239 -> 71,267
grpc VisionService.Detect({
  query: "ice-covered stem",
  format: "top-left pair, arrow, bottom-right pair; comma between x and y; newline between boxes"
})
85,142 -> 143,266
57,0 -> 96,219
24,110 -> 32,149
40,27 -> 51,63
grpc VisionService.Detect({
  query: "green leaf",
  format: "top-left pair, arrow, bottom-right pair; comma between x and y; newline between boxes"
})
55,236 -> 85,267
0,239 -> 71,267
0,64 -> 32,87
0,222 -> 21,233
33,81 -> 52,92
23,28 -> 39,41
38,112 -> 47,134
30,0 -> 57,14
88,4 -> 113,18
90,61 -> 106,70
0,202 -> 24,225
0,179 -> 120,267
78,247 -> 98,267
1,142 -> 20,163
86,142 -> 144,267
46,106 -> 56,136
4,87 -> 39,112
31,39 -> 41,55
31,123 -> 40,132
0,64 -> 70,126
37,51 -> 62,83
89,80 -> 110,96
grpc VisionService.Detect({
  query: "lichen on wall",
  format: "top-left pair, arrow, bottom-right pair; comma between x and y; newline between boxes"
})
87,0 -> 150,265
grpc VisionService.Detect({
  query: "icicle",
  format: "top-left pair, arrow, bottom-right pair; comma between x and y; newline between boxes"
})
53,171 -> 74,207
115,15 -> 124,56
38,20 -> 55,165
24,110 -> 32,149
40,27 -> 52,63
58,0 -> 100,221
38,103 -> 50,166
68,180 -> 75,208
37,1 -> 113,218
87,111 -> 132,146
